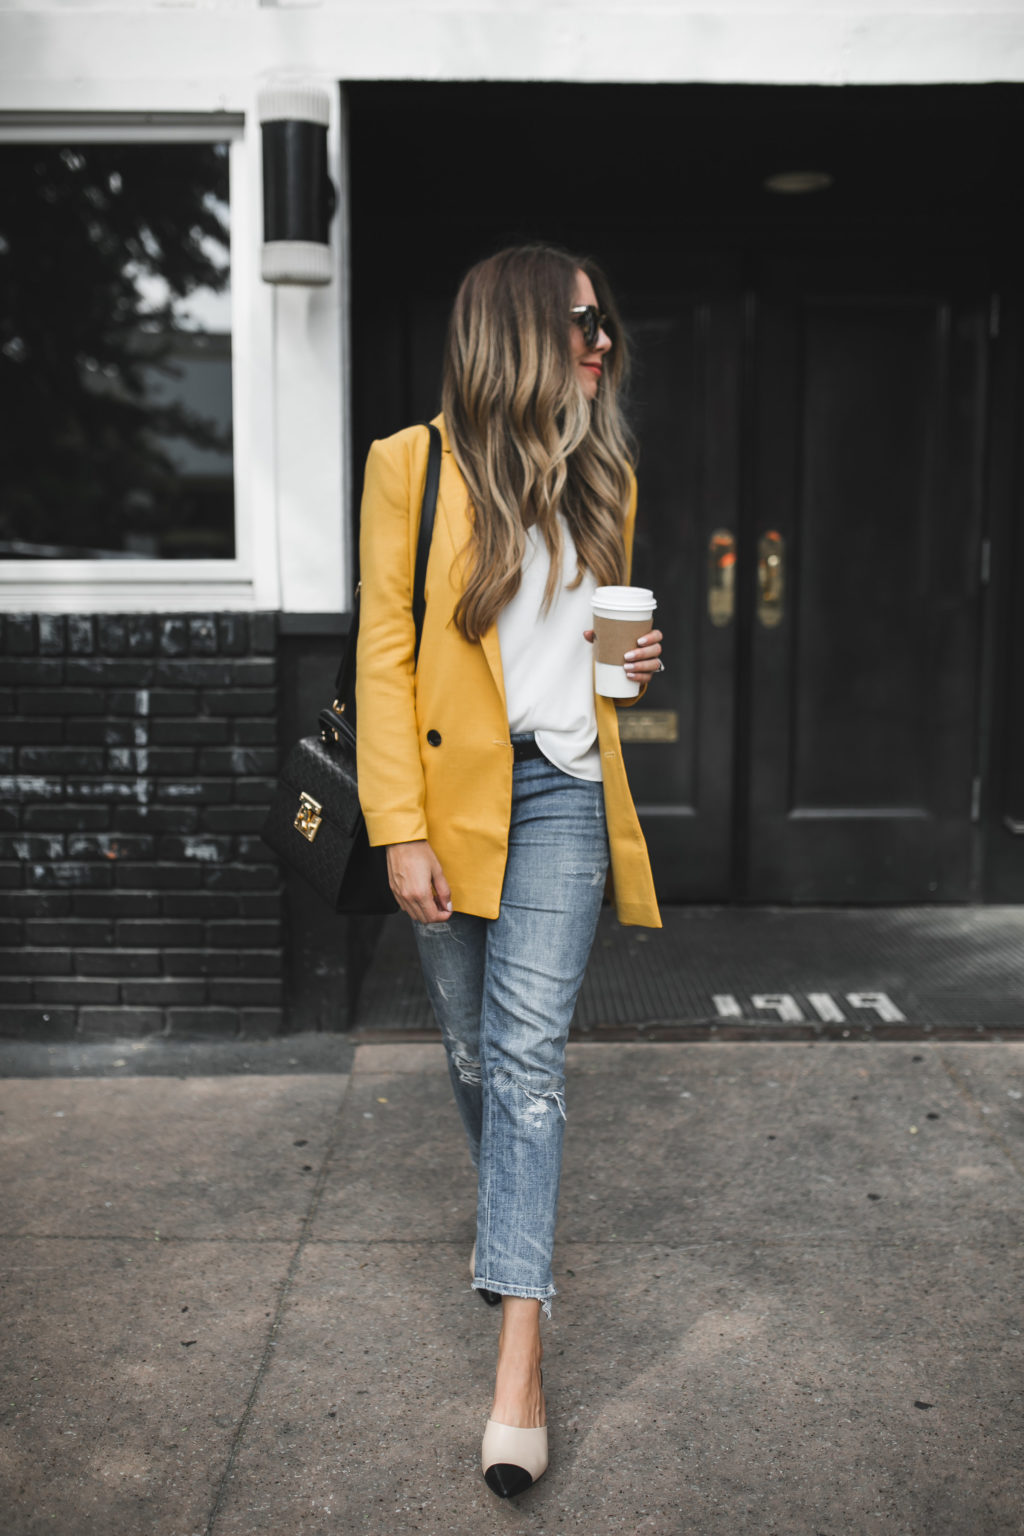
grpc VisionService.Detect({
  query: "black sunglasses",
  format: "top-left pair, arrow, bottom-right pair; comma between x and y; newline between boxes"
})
570,304 -> 607,349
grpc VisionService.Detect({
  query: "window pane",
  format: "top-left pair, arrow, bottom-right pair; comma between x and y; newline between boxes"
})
0,140 -> 234,560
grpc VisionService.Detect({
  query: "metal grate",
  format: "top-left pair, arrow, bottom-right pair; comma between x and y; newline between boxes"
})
354,905 -> 1024,1039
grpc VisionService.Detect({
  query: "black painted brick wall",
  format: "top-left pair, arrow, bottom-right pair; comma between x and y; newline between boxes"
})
0,612 -> 285,1039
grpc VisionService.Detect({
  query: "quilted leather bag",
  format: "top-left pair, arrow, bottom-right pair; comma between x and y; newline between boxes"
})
261,423 -> 441,913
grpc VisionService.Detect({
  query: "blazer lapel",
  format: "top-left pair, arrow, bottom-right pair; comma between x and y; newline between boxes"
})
433,415 -> 508,714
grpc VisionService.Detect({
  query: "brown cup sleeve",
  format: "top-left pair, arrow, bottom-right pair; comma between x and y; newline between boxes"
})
593,613 -> 653,666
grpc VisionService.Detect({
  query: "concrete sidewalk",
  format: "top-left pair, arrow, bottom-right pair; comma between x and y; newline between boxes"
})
1,1039 -> 1022,1535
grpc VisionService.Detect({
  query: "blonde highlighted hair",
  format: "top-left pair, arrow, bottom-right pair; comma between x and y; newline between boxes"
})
441,244 -> 634,642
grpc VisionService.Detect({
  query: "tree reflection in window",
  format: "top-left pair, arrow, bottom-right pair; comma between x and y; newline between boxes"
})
0,140 -> 234,559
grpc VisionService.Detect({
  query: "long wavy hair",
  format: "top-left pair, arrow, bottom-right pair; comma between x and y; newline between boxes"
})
441,243 -> 634,642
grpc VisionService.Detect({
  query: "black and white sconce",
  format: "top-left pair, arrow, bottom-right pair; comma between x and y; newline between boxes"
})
258,84 -> 337,285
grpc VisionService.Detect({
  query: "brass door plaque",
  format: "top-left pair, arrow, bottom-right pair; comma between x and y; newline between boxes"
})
618,710 -> 679,744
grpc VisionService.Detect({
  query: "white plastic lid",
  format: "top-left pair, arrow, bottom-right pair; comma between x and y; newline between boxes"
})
593,585 -> 656,609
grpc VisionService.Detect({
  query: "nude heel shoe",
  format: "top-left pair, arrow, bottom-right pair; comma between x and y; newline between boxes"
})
481,1418 -> 549,1498
469,1242 -> 502,1308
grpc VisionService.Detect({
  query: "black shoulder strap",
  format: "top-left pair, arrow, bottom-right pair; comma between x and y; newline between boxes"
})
332,421 -> 442,707
412,422 -> 442,662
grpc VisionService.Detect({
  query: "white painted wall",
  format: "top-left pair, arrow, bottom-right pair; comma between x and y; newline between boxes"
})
0,0 -> 1021,612
3,0 -> 1024,106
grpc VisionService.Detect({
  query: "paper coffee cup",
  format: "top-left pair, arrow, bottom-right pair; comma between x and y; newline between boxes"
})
592,585 -> 656,698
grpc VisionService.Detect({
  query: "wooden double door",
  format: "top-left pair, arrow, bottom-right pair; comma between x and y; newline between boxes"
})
614,241 -> 991,902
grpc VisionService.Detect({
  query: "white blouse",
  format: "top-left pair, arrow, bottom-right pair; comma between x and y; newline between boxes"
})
496,516 -> 601,782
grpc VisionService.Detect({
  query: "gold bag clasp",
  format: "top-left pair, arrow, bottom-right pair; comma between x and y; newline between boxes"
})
294,791 -> 323,843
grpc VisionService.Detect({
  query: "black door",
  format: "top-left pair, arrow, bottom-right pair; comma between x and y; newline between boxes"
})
744,247 -> 989,901
619,243 -> 990,901
611,258 -> 744,902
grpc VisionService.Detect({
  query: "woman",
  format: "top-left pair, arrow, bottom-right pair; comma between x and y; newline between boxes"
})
355,244 -> 663,1498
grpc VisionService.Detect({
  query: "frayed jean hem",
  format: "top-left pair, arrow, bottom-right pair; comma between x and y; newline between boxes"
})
473,1279 -> 555,1320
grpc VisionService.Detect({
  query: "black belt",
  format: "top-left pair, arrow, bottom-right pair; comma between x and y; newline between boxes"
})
512,735 -> 544,763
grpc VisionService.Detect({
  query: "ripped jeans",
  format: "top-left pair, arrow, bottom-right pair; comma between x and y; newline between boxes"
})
413,747 -> 609,1314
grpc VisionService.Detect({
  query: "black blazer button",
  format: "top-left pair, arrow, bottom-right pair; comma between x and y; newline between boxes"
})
426,729 -> 442,747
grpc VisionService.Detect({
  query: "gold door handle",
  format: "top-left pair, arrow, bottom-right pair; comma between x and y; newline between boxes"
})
707,529 -> 736,627
757,529 -> 785,628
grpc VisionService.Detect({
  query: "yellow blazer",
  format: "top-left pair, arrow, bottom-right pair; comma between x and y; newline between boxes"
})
355,414 -> 662,929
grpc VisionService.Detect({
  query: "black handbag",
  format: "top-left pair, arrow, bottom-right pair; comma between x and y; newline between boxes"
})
261,423 -> 442,914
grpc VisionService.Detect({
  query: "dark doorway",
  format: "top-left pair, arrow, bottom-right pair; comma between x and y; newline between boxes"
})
346,82 -> 1024,903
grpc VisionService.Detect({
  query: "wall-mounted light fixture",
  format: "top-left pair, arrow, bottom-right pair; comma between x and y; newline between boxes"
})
763,170 -> 834,195
258,84 -> 337,284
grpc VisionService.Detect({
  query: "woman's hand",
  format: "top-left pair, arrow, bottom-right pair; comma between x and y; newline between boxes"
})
386,840 -> 453,924
583,628 -> 664,682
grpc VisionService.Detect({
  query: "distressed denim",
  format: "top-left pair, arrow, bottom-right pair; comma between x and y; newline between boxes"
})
413,747 -> 609,1315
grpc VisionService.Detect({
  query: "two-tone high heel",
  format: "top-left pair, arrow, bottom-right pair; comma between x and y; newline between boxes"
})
469,1242 -> 503,1308
481,1418 -> 548,1498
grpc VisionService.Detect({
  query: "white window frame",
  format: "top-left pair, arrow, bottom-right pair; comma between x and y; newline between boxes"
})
0,112 -> 265,613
